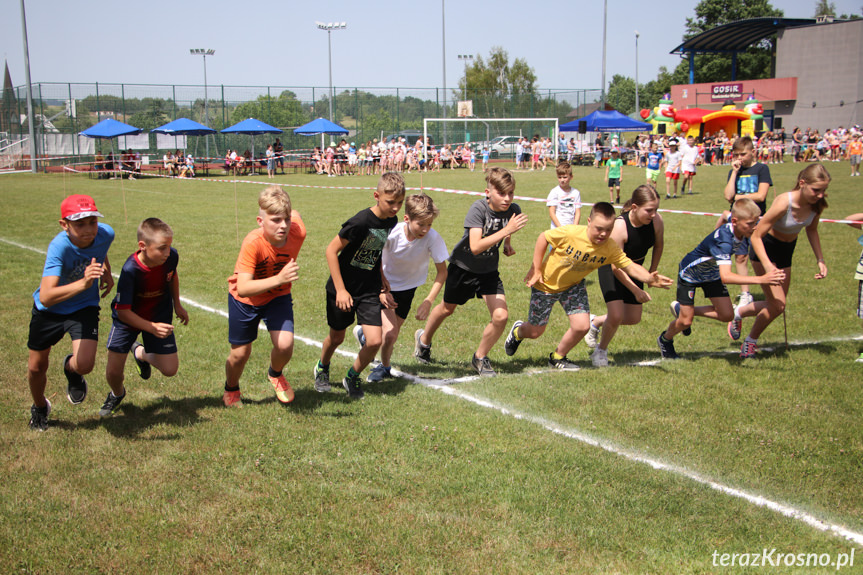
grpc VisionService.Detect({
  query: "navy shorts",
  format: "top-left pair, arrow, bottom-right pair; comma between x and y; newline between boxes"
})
676,277 -> 728,306
608,178 -> 621,187
326,291 -> 382,331
389,288 -> 417,320
27,305 -> 99,351
228,293 -> 294,345
106,320 -> 177,355
443,263 -> 504,306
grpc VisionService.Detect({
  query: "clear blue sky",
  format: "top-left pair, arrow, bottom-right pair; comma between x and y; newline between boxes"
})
2,0 -> 859,94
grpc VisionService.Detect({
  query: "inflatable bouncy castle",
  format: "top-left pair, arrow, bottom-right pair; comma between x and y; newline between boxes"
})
640,94 -> 762,139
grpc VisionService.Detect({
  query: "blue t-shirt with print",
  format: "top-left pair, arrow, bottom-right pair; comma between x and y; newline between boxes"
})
678,223 -> 749,285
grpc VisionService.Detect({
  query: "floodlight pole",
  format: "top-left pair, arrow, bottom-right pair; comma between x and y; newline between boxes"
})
190,49 -> 215,160
600,0 -> 607,107
20,0 -> 37,173
441,0 -> 447,145
634,31 -> 640,113
316,22 -> 347,122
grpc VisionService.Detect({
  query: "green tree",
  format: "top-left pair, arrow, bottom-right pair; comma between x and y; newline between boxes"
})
458,47 -> 538,118
673,0 -> 784,83
814,0 -> 836,16
231,91 -> 308,128
605,75 -> 638,116
128,99 -> 168,132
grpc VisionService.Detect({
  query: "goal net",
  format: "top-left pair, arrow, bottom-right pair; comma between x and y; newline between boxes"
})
422,117 -> 560,160
0,136 -> 27,171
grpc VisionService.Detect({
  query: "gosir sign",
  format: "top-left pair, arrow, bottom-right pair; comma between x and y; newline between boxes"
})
711,83 -> 744,102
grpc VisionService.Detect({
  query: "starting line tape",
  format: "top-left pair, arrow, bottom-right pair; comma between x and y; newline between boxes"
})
2,233 -> 863,547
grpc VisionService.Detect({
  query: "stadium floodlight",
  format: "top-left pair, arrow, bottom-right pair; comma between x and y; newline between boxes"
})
190,49 -> 215,159
315,21 -> 347,121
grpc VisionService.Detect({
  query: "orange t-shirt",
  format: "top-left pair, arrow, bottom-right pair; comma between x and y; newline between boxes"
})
228,214 -> 306,306
849,141 -> 863,155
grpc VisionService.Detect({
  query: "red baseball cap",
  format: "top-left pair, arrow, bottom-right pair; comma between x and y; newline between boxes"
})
60,194 -> 104,221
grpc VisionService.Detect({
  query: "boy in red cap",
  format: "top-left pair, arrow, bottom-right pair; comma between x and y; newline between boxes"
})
27,194 -> 115,430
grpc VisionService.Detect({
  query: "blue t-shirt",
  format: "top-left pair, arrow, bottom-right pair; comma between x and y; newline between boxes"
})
647,151 -> 663,170
728,162 -> 772,214
33,223 -> 115,314
678,223 -> 749,285
111,248 -> 179,324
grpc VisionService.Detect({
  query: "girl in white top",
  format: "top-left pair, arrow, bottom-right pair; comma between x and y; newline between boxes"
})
730,163 -> 830,358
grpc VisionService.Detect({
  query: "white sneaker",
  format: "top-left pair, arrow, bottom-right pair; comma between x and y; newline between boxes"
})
591,348 -> 609,367
584,314 -> 599,348
738,291 -> 754,307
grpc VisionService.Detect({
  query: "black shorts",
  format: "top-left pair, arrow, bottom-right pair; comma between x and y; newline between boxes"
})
676,277 -> 728,306
598,265 -> 644,305
443,263 -> 504,306
27,305 -> 100,351
326,290 -> 382,331
390,288 -> 417,320
750,234 -> 797,269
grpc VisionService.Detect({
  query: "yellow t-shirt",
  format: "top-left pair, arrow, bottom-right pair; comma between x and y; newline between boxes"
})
536,225 -> 633,293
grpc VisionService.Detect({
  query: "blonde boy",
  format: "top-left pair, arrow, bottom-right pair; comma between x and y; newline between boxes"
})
354,194 -> 449,382
224,187 -> 305,407
102,218 -> 188,416
315,173 -> 405,399
546,161 -> 581,228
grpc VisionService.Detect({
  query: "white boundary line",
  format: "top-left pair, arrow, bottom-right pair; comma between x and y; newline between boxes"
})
3,235 -> 863,547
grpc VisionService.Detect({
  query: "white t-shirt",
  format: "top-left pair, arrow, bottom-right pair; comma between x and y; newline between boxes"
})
546,186 -> 582,228
680,141 -> 699,172
665,150 -> 683,173
382,222 -> 449,292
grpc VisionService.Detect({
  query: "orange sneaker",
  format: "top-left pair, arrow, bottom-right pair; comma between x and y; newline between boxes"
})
269,374 -> 295,404
223,389 -> 242,407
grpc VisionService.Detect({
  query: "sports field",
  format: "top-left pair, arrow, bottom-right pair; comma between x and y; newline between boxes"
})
1,160 -> 861,573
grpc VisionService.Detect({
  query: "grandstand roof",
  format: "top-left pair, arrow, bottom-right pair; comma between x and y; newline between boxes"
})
670,17 -> 817,55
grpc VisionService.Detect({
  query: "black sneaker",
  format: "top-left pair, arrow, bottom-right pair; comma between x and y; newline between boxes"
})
657,332 -> 680,359
470,354 -> 496,377
342,376 -> 365,400
414,329 -> 432,364
64,354 -> 87,405
313,362 -> 331,393
98,391 -> 126,417
504,320 -> 523,356
547,353 -> 579,370
29,399 -> 51,431
131,342 -> 151,380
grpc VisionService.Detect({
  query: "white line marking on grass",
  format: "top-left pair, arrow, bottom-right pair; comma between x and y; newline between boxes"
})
4,235 -> 862,546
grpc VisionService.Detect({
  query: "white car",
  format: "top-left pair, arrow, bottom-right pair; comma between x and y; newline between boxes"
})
486,136 -> 522,158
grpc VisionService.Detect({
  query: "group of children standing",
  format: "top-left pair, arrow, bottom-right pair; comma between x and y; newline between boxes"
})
25,142 -> 862,429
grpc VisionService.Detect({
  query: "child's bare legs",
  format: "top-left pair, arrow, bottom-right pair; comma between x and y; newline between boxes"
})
665,176 -> 672,197
736,254 -> 752,303
595,301 -> 643,349
104,351 -> 129,397
226,343 -> 253,388
419,301 -> 457,348
745,263 -> 791,340
29,339 -> 98,406
609,186 -> 615,202
664,297 -> 733,339
379,309 -> 404,367
354,324 -> 382,373
554,311 -> 590,357
320,328 -> 346,367
269,329 -> 294,374
477,294 -> 508,358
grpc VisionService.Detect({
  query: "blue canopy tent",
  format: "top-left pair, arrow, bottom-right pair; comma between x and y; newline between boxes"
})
79,119 -> 143,174
293,117 -> 349,150
152,118 -> 217,161
560,110 -> 651,133
221,118 -> 283,163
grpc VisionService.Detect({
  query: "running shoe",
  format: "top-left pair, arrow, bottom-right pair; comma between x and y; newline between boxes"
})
98,391 -> 126,417
64,354 -> 88,405
584,314 -> 600,349
547,353 -> 579,370
738,291 -> 754,307
131,342 -> 151,380
414,329 -> 432,364
855,352 -> 863,363
352,325 -> 366,349
29,399 -> 51,431
590,348 -> 609,368
740,340 -> 758,359
313,363 -> 331,393
669,301 -> 691,336
727,314 -> 743,341
657,332 -> 680,360
222,388 -> 242,407
268,373 -> 295,404
342,376 -> 364,400
367,364 -> 392,383
504,320 -> 523,356
471,354 -> 497,377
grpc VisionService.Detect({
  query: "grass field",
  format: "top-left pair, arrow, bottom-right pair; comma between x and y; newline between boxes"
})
1,160 -> 862,574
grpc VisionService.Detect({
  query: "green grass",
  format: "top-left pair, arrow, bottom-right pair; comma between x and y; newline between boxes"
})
1,161 -> 862,573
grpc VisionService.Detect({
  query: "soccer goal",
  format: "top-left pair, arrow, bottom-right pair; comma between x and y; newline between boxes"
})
422,117 -> 560,161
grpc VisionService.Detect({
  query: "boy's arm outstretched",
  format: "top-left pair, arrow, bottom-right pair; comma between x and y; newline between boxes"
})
619,262 -> 673,289
718,262 -> 784,286
415,261 -> 448,321
524,233 -> 549,287
846,213 -> 863,230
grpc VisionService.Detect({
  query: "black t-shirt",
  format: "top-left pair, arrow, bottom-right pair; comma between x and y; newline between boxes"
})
449,199 -> 521,275
727,162 -> 772,215
326,208 -> 398,298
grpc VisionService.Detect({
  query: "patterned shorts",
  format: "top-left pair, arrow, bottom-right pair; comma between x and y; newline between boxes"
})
527,280 -> 589,327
